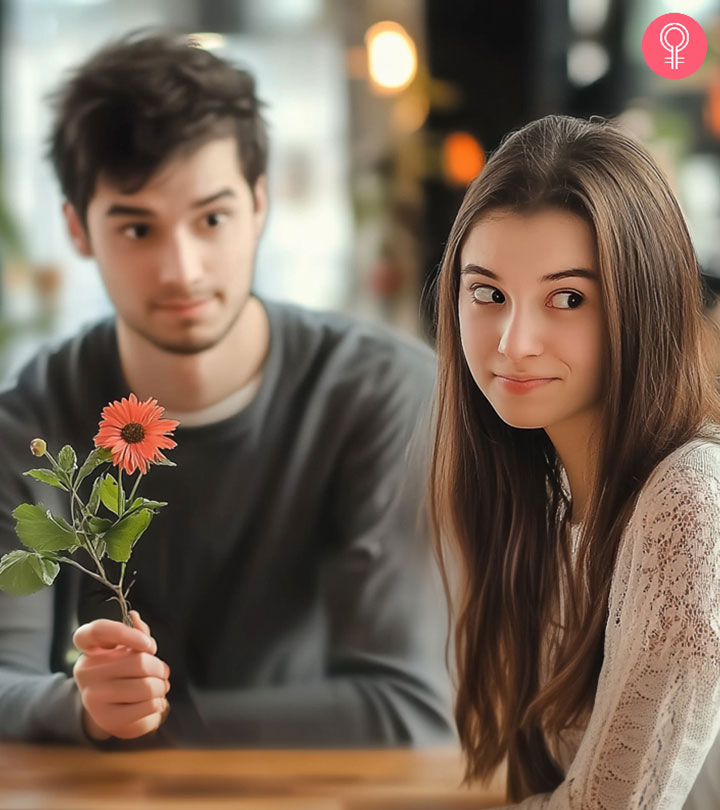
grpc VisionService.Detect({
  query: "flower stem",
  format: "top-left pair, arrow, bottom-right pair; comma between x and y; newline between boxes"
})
115,589 -> 133,627
57,556 -> 133,627
65,483 -> 107,580
57,556 -> 109,587
117,468 -> 124,515
43,450 -> 59,468
128,473 -> 143,506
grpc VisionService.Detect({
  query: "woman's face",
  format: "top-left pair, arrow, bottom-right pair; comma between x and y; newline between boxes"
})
458,207 -> 605,435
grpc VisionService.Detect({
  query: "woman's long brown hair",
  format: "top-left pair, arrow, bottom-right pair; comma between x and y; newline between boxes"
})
428,115 -> 720,800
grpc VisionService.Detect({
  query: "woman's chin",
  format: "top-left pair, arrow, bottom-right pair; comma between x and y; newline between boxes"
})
490,405 -> 547,430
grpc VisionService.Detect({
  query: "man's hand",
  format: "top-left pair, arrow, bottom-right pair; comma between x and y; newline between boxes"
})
73,610 -> 171,740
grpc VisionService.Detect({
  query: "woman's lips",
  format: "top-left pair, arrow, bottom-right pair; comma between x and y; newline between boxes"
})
493,375 -> 558,394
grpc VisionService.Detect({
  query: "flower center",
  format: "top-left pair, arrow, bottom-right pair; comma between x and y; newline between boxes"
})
121,422 -> 146,444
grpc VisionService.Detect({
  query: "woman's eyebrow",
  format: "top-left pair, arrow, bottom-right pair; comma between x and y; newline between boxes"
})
460,263 -> 598,282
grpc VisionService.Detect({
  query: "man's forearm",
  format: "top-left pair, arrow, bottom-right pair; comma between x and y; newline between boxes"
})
188,677 -> 455,747
0,669 -> 87,743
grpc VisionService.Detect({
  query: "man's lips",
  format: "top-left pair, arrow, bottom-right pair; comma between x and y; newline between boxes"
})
154,297 -> 214,312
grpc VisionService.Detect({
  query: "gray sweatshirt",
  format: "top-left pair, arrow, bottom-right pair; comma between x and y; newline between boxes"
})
0,298 -> 454,748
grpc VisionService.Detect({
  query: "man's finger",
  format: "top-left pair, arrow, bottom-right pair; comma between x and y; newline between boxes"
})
74,651 -> 170,683
87,676 -> 169,706
73,619 -> 157,654
102,697 -> 168,727
130,610 -> 152,637
110,701 -> 170,740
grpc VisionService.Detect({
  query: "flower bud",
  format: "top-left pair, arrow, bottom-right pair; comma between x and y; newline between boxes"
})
30,438 -> 47,457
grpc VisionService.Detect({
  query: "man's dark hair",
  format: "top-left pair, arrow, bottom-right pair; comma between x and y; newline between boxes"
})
47,30 -> 268,226
701,271 -> 720,312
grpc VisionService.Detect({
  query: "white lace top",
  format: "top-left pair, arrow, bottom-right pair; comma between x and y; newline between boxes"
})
495,435 -> 720,809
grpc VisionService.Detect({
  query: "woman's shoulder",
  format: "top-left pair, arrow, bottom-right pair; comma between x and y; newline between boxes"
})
630,427 -> 720,534
649,427 -> 720,485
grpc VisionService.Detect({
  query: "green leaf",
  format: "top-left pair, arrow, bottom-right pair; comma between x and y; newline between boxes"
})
58,445 -> 77,475
104,509 -> 153,563
126,497 -> 167,518
151,454 -> 177,467
23,469 -> 68,491
87,476 -> 103,514
88,517 -> 113,534
32,555 -> 60,585
0,550 -> 60,594
49,513 -> 74,534
12,504 -> 77,552
75,447 -> 113,488
130,497 -> 167,509
120,498 -> 166,522
99,474 -> 119,516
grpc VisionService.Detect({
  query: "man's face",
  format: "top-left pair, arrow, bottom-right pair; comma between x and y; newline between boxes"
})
66,137 -> 267,355
704,299 -> 720,376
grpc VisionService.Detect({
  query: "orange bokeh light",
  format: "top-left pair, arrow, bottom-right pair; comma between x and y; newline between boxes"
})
442,132 -> 485,186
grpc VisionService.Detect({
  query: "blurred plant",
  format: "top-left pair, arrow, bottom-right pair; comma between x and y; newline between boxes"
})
0,157 -> 25,260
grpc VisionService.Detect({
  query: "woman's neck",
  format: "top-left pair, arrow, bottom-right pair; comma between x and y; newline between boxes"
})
545,407 -> 603,526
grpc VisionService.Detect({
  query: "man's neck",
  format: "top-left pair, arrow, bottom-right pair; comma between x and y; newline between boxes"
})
116,297 -> 270,415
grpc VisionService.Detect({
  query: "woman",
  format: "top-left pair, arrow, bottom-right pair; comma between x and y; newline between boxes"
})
429,114 -> 720,807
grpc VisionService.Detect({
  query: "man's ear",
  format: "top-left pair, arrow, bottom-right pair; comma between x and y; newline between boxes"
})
62,202 -> 93,257
251,175 -> 268,236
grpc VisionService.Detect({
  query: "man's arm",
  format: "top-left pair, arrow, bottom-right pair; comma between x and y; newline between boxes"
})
0,405 -> 88,743
0,586 -> 87,742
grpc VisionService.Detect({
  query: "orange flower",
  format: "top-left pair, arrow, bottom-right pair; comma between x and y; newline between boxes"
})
94,394 -> 179,475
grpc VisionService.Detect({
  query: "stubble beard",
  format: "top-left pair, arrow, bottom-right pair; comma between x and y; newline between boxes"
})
131,294 -> 247,356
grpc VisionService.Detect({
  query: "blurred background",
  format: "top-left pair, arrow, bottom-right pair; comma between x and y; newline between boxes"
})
0,0 -> 719,380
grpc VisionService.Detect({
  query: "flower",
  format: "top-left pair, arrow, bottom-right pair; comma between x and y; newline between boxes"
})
94,393 -> 179,475
30,438 -> 47,457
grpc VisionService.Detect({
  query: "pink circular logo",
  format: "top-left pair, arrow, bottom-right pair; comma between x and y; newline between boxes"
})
642,13 -> 707,79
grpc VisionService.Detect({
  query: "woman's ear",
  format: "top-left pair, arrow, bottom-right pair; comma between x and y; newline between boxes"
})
62,201 -> 93,257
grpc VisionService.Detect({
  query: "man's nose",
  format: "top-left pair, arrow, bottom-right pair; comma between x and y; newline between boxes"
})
158,231 -> 204,287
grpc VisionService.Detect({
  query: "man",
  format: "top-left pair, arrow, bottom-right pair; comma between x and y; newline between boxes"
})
702,271 -> 720,376
0,32 -> 453,747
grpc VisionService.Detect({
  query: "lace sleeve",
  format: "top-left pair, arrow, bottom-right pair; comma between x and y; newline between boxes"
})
493,449 -> 720,809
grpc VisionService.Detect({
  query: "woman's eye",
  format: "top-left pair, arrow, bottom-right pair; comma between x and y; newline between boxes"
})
122,224 -> 150,240
551,291 -> 584,309
471,285 -> 505,305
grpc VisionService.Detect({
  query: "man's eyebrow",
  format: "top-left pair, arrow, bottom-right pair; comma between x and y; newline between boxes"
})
190,188 -> 236,209
459,264 -> 598,283
105,188 -> 237,218
105,203 -> 155,218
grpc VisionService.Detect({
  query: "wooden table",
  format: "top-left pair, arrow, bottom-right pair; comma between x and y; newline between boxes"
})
0,744 -> 506,809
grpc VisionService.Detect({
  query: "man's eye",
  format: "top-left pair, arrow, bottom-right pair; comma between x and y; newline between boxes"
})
471,285 -> 505,304
122,224 -> 150,240
205,212 -> 228,228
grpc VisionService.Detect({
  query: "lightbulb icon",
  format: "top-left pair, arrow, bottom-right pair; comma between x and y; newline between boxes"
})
659,22 -> 689,71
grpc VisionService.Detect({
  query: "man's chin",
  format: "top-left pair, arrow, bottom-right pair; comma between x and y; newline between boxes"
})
149,337 -> 222,356
135,322 -> 230,356
120,296 -> 249,356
